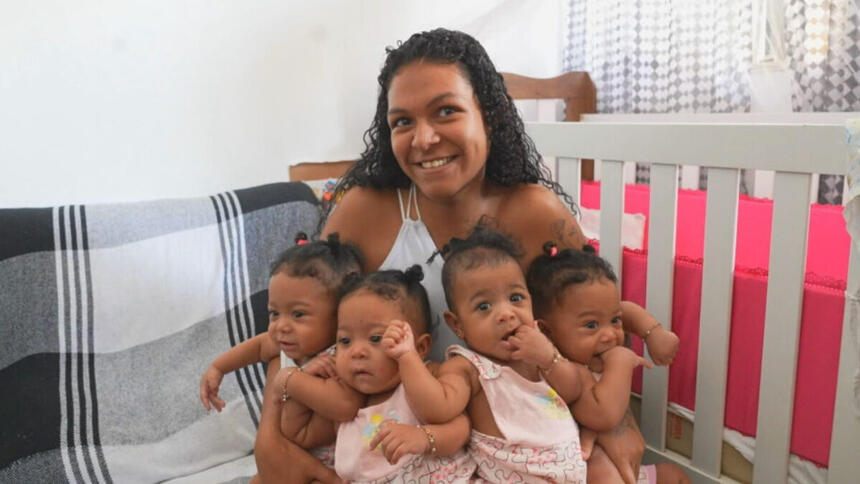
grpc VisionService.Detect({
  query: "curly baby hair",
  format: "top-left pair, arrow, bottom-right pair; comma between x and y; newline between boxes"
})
439,224 -> 523,311
525,242 -> 617,319
338,265 -> 432,336
270,232 -> 364,289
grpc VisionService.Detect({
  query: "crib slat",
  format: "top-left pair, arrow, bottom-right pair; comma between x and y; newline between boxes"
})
640,163 -> 678,450
752,172 -> 812,484
557,157 -> 580,209
691,167 -> 740,477
828,247 -> 860,483
599,159 -> 625,282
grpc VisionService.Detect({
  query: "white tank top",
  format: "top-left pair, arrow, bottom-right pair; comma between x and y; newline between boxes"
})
378,185 -> 464,361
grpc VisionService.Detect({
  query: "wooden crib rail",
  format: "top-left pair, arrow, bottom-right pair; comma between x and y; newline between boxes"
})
525,117 -> 858,484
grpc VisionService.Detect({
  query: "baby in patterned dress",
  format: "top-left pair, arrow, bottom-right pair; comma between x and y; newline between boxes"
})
273,265 -> 475,483
383,226 -> 652,482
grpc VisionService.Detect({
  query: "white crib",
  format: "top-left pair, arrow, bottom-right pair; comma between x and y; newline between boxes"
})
525,114 -> 859,484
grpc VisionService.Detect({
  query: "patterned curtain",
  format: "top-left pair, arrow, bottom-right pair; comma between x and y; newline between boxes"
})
564,0 -> 857,202
564,0 -> 753,115
564,0 -> 754,188
786,0 -> 860,204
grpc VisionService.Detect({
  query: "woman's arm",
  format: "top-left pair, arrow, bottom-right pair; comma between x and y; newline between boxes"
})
255,359 -> 342,484
199,333 -> 279,412
593,410 -> 645,484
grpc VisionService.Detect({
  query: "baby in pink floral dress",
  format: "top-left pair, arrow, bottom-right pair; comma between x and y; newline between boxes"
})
383,227 -> 652,482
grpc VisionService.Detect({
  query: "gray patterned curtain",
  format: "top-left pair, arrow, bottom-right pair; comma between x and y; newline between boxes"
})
786,0 -> 860,204
564,0 -> 857,202
564,0 -> 753,114
564,0 -> 754,188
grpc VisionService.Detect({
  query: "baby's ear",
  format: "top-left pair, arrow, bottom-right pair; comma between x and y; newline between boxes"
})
443,311 -> 464,339
414,332 -> 432,359
536,319 -> 551,336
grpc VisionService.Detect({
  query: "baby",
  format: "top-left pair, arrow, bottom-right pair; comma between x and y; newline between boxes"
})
199,232 -> 362,471
383,227 -> 651,482
274,266 -> 475,483
527,243 -> 690,484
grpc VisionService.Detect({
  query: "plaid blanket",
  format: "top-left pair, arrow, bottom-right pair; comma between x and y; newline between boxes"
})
0,182 -> 321,483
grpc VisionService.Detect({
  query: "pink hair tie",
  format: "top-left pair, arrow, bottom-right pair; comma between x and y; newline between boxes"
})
295,232 -> 309,245
549,246 -> 558,257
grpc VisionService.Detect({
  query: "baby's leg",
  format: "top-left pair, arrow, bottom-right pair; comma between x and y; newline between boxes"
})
654,462 -> 691,484
587,444 -> 625,484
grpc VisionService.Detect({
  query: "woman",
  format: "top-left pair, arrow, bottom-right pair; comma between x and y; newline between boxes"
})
257,28 -> 649,483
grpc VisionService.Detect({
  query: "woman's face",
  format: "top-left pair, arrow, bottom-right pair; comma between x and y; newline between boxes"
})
386,61 -> 489,200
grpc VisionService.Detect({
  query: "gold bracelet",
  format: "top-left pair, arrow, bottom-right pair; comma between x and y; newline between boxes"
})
418,425 -> 437,455
280,367 -> 301,403
642,322 -> 662,341
539,348 -> 564,375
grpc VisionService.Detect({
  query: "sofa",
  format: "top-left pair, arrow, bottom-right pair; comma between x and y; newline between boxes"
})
1,182 -> 321,483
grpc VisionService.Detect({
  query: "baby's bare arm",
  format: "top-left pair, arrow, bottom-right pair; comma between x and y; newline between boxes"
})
620,301 -> 679,365
200,334 -> 279,412
280,367 -> 364,422
506,324 -> 585,404
397,353 -> 474,424
571,348 -> 652,431
382,323 -> 474,424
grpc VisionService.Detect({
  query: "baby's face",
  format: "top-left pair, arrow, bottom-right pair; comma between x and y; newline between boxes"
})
447,259 -> 534,362
334,289 -> 409,396
543,278 -> 624,366
267,273 -> 337,362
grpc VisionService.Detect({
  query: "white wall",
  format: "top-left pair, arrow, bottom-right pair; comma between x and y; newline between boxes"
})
0,0 -> 564,207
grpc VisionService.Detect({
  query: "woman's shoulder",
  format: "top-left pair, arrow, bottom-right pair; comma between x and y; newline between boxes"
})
495,183 -> 586,255
323,186 -> 404,270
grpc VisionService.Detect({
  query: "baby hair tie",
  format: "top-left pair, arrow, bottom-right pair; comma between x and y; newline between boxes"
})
295,232 -> 309,245
326,232 -> 341,246
404,264 -> 424,283
542,242 -> 558,257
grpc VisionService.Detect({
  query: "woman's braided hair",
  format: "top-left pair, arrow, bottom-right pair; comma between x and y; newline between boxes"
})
320,28 -> 578,231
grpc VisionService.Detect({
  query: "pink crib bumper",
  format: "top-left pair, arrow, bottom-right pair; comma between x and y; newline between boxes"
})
581,182 -> 849,467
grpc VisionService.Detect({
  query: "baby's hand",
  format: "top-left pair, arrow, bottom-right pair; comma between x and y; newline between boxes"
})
644,325 -> 680,366
506,323 -> 555,369
600,346 -> 654,370
368,420 -> 431,464
382,320 -> 416,360
199,366 -> 226,412
303,353 -> 337,378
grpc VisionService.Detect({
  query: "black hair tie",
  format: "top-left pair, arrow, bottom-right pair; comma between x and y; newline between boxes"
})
403,264 -> 424,284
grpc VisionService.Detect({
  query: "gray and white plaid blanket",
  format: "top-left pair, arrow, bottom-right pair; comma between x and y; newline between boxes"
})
0,182 -> 321,483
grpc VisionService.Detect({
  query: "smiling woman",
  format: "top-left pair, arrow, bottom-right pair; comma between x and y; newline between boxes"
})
323,28 -> 587,362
